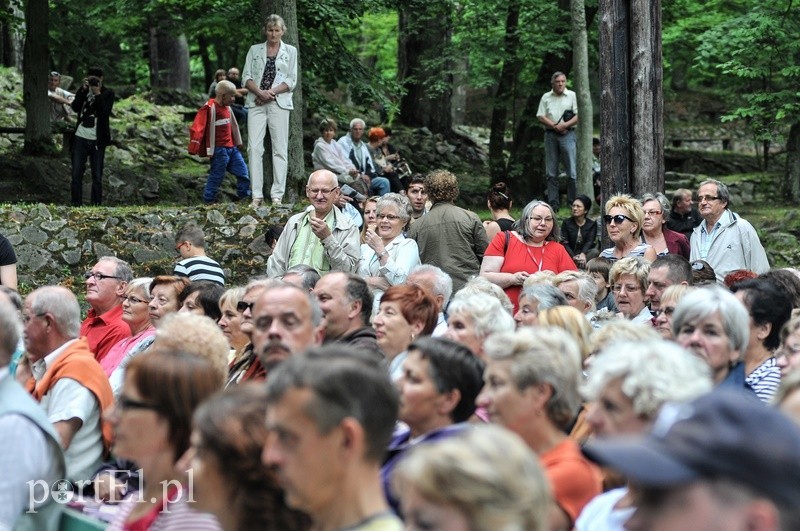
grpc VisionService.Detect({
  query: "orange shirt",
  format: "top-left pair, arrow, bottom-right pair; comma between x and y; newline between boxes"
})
540,438 -> 603,525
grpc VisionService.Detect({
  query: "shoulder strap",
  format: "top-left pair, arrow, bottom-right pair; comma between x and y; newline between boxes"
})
503,230 -> 510,254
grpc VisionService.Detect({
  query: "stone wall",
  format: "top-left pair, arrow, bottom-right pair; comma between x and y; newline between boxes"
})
1,203 -> 294,296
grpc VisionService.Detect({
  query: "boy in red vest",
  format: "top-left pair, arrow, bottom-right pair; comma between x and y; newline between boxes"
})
201,80 -> 251,204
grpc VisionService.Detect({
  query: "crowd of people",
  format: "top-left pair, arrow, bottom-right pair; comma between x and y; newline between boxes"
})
10,38 -> 800,531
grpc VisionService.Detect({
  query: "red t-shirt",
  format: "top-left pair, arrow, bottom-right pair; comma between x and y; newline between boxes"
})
213,102 -> 234,147
485,231 -> 577,311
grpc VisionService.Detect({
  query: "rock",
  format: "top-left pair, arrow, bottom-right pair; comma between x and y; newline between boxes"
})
20,225 -> 49,245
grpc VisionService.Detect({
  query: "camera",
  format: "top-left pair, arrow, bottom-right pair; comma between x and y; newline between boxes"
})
340,184 -> 366,202
561,110 -> 575,122
88,76 -> 100,87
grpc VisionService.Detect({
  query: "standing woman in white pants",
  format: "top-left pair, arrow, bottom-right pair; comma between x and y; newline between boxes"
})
243,14 -> 298,207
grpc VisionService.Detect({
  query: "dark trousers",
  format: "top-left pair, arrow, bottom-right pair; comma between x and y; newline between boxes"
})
71,136 -> 105,206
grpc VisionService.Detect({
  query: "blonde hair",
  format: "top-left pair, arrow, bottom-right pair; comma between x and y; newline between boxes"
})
605,194 -> 645,239
538,306 -> 593,361
522,270 -> 557,289
152,313 -> 229,382
590,320 -> 660,356
393,424 -> 550,531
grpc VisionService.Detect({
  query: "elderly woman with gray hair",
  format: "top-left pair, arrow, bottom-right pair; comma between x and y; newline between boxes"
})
576,339 -> 713,530
481,199 -> 576,312
640,192 -> 690,258
443,292 -> 515,360
358,193 -> 420,308
608,257 -> 652,323
672,285 -> 754,392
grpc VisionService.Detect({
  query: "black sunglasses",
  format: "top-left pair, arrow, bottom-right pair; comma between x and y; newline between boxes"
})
237,301 -> 255,313
603,214 -> 634,225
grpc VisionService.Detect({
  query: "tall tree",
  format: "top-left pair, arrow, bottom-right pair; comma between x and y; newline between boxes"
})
22,0 -> 52,154
571,0 -> 593,198
149,24 -> 191,91
397,0 -> 453,133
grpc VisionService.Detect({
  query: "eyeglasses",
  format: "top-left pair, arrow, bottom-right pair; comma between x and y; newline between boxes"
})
175,241 -> 188,252
84,271 -> 121,282
117,396 -> 160,413
612,284 -> 641,293
655,306 -> 676,318
604,214 -> 634,225
697,195 -> 720,203
122,295 -> 148,305
237,301 -> 255,313
528,216 -> 554,224
643,210 -> 662,216
307,187 -> 338,196
22,312 -> 47,324
377,213 -> 401,221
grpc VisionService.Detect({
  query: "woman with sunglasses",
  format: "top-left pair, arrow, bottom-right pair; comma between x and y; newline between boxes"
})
599,194 -> 657,263
481,199 -> 577,312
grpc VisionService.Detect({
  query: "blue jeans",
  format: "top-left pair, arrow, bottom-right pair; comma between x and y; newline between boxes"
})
71,136 -> 106,206
204,146 -> 251,203
370,176 -> 391,196
544,129 -> 577,209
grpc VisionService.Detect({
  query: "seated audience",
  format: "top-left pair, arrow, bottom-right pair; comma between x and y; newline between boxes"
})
381,337 -> 484,513
373,284 -> 438,379
315,272 -> 381,359
217,287 -> 248,363
482,182 -> 515,242
775,370 -> 800,426
148,276 -> 190,326
539,306 -> 593,363
179,281 -> 225,321
311,118 -> 360,188
358,193 -> 420,309
393,425 -> 550,531
481,199 -> 576,312
576,339 -> 713,530
179,384 -> 311,531
105,347 -> 223,530
600,195 -> 657,262
672,286 -> 753,392
609,257 -> 652,323
81,256 -> 134,363
514,283 -> 568,328
689,259 -> 717,285
730,279 -> 792,401
777,315 -> 800,377
586,257 -> 618,313
407,264 -> 454,336
282,263 -> 321,291
553,270 -> 598,316
561,194 -> 599,268
653,284 -> 694,340
640,192 -> 690,258
477,327 -> 602,529
444,292 -> 515,360
23,286 -> 113,484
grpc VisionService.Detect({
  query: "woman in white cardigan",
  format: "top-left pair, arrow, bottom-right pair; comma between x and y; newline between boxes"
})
358,193 -> 420,311
242,14 -> 298,207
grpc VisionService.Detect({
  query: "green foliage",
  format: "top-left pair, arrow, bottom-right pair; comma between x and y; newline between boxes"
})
694,2 -> 800,144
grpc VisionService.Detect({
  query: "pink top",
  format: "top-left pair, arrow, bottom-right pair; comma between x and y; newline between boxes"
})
99,326 -> 156,377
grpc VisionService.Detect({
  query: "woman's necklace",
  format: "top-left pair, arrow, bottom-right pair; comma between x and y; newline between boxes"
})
525,241 -> 546,272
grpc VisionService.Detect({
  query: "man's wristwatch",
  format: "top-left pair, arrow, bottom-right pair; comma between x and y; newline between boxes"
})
378,251 -> 388,259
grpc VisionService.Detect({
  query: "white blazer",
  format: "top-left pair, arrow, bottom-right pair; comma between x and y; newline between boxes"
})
242,40 -> 298,111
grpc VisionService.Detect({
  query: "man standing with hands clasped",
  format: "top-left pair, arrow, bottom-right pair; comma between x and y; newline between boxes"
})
71,66 -> 114,206
537,72 -> 578,210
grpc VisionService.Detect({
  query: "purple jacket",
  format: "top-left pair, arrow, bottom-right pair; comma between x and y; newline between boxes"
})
381,423 -> 470,514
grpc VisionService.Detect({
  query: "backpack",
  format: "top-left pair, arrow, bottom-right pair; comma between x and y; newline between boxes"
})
188,102 -> 211,157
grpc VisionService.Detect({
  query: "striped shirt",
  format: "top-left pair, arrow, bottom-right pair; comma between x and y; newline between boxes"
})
174,256 -> 225,285
746,357 -> 781,403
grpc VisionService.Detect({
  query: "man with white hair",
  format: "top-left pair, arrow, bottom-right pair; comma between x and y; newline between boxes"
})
337,117 -> 390,196
407,264 -> 453,336
23,286 -> 113,484
0,297 -> 65,529
266,170 -> 361,276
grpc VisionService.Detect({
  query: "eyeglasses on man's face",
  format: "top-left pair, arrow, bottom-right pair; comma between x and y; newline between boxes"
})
307,187 -> 338,196
697,195 -> 720,203
84,271 -> 121,282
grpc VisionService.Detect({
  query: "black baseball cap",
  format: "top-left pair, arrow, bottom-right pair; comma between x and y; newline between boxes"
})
583,389 -> 800,508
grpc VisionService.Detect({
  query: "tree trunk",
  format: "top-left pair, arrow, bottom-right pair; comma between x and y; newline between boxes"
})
22,0 -> 53,155
572,0 -> 593,198
0,0 -> 23,68
148,23 -> 191,91
489,0 -> 521,184
397,1 -> 453,133
630,0 -> 663,196
197,35 -> 214,90
599,0 -> 631,200
784,123 -> 800,201
261,0 -> 304,202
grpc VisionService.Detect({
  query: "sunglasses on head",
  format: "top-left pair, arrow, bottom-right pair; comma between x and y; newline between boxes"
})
603,214 -> 634,225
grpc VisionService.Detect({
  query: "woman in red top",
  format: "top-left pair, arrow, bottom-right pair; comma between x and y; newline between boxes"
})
481,200 -> 576,311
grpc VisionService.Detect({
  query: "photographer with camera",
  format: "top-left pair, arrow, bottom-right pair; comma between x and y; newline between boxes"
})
536,71 -> 578,211
70,66 -> 114,206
